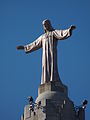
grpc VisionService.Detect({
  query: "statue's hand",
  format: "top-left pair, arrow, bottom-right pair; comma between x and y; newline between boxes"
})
16,45 -> 24,50
70,25 -> 76,30
69,25 -> 76,35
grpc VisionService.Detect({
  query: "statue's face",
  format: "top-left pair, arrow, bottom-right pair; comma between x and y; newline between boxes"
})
42,19 -> 52,32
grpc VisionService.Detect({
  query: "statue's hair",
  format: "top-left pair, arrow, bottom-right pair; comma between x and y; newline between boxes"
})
42,19 -> 51,25
42,19 -> 54,33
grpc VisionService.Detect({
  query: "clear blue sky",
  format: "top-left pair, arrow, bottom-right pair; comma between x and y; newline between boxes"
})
0,0 -> 90,120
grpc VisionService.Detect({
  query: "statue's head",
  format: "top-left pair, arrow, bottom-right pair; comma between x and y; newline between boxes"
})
42,19 -> 54,33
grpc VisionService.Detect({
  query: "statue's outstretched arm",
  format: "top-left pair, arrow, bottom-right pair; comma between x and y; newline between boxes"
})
53,25 -> 76,40
17,36 -> 42,53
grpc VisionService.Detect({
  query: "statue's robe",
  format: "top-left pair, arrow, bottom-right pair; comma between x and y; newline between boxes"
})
24,28 -> 71,84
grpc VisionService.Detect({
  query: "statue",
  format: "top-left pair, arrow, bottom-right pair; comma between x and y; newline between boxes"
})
17,19 -> 76,84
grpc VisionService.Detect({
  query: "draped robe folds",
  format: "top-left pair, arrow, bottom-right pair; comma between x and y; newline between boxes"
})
24,28 -> 71,84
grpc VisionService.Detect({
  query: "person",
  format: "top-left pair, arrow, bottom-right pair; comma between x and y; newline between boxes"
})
17,19 -> 76,84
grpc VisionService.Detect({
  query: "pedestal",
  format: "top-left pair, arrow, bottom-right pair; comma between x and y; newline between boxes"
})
23,81 -> 77,120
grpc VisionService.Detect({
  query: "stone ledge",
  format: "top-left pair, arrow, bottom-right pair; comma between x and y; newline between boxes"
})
38,81 -> 68,96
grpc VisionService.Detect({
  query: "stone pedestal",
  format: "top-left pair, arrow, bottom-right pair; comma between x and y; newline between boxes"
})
23,81 -> 77,120
38,81 -> 68,96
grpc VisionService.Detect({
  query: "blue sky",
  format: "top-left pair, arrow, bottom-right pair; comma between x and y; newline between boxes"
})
0,0 -> 90,120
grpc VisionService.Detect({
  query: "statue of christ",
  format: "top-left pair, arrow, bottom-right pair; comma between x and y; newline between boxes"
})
17,19 -> 76,84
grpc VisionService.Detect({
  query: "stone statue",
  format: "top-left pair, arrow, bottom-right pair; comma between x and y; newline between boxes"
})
17,19 -> 76,84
